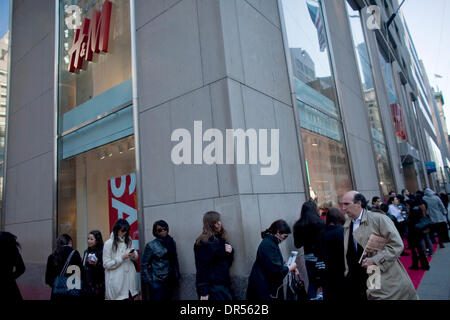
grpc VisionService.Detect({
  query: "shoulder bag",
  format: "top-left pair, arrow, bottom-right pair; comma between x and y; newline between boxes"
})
52,250 -> 82,297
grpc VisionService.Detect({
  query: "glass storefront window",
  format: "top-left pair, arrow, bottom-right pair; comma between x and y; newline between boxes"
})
57,0 -> 136,254
58,136 -> 136,252
283,0 -> 339,116
281,0 -> 353,205
346,2 -> 395,197
378,50 -> 408,143
425,133 -> 445,192
58,0 -> 131,118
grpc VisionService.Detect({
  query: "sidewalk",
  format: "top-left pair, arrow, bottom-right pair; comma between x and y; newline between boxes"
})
417,238 -> 450,300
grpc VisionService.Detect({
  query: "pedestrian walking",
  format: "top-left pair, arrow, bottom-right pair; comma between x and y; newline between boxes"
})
438,192 -> 450,230
194,211 -> 234,300
423,188 -> 449,247
0,232 -> 25,301
103,219 -> 139,300
141,220 -> 180,300
81,230 -> 105,299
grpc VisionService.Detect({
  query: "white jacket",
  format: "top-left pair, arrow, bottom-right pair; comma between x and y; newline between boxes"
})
103,233 -> 139,300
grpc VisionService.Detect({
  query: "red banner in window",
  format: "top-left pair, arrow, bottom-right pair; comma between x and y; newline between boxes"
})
391,103 -> 407,141
108,173 -> 140,271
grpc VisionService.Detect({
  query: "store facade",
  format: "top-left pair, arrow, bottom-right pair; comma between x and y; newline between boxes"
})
3,0 -> 447,299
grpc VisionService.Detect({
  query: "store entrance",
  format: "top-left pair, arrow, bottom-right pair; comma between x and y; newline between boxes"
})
57,136 -> 137,253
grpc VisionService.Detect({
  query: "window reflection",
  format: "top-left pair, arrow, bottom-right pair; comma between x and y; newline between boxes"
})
282,0 -> 353,205
346,3 -> 395,197
378,50 -> 408,142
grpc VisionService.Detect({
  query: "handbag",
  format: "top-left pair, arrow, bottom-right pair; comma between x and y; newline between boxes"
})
415,216 -> 433,232
52,250 -> 82,297
285,273 -> 308,301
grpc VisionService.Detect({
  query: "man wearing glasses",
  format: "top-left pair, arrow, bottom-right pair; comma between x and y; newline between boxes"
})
340,190 -> 417,300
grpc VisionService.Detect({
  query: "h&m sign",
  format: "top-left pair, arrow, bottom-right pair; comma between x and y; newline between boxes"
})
68,0 -> 112,73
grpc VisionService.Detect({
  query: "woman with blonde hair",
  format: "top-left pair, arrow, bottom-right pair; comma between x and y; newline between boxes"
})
194,211 -> 234,300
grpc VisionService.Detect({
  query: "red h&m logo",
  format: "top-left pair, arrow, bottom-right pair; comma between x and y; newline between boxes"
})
68,0 -> 112,73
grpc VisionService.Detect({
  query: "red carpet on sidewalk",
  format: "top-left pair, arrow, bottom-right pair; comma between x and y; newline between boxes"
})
399,239 -> 438,289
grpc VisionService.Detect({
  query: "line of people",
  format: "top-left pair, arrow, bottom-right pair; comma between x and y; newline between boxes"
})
369,188 -> 449,270
3,187 -> 448,300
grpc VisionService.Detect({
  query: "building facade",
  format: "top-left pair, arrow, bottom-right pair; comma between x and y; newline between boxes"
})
0,32 -> 8,218
1,0 -> 449,299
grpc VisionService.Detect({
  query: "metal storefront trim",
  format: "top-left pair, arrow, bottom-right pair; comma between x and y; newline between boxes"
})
52,0 -> 60,250
129,0 -> 147,296
1,0 -> 14,231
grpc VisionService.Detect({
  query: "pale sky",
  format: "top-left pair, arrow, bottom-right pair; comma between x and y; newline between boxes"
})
0,0 -> 9,38
402,0 -> 450,132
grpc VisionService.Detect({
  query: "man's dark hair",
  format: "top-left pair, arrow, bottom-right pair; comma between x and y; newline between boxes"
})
388,191 -> 396,196
353,193 -> 367,209
326,208 -> 346,226
371,196 -> 380,204
380,203 -> 389,213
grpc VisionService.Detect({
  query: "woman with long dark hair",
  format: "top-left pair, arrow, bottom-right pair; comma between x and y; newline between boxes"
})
194,211 -> 234,300
317,208 -> 346,300
0,232 -> 25,301
103,219 -> 139,300
293,200 -> 325,299
81,230 -> 105,299
406,199 -> 430,270
247,220 -> 297,300
45,234 -> 82,300
142,220 -> 180,300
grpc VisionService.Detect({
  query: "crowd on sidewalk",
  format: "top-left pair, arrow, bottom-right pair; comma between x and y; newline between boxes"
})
1,188 -> 449,301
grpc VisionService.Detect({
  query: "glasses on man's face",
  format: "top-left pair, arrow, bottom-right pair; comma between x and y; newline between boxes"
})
156,227 -> 167,233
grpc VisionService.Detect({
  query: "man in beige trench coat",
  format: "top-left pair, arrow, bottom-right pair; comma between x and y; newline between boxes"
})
341,191 -> 418,300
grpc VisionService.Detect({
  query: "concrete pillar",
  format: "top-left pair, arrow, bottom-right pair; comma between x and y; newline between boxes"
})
134,0 -> 306,298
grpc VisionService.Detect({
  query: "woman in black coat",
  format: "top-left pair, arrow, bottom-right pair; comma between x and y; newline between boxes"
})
247,220 -> 297,301
293,201 -> 325,299
45,234 -> 83,300
81,230 -> 105,299
317,208 -> 346,300
406,199 -> 430,270
194,211 -> 234,300
141,220 -> 180,300
0,232 -> 25,301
